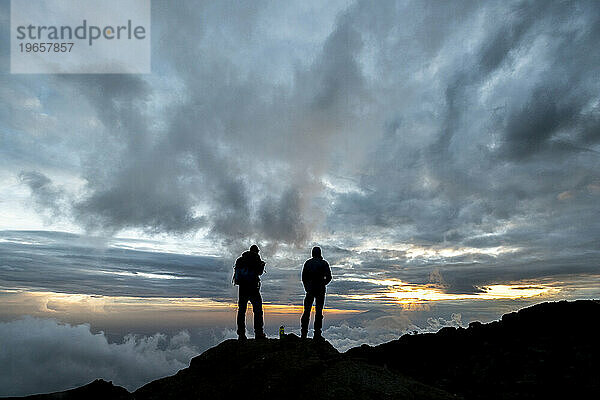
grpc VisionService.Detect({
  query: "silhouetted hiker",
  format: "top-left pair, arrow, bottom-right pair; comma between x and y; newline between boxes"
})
301,246 -> 332,340
233,244 -> 266,340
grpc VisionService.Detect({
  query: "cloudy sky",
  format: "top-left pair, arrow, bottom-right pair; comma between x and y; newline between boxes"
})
1,0 -> 600,396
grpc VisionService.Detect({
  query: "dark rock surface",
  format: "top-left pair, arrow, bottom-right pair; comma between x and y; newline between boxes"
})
134,335 -> 455,400
347,299 -> 600,399
6,300 -> 599,399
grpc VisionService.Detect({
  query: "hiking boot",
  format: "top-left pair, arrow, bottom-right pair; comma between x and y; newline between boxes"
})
313,332 -> 324,341
255,332 -> 267,340
301,331 -> 307,339
238,334 -> 247,341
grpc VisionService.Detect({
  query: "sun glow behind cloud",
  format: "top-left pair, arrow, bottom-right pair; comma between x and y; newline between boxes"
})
1,280 -> 554,326
337,277 -> 557,304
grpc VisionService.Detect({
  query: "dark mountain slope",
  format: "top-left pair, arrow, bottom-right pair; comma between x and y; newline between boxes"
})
133,335 -> 456,400
347,299 -> 600,399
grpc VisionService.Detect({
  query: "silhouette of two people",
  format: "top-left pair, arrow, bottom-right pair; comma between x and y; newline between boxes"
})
234,245 -> 332,341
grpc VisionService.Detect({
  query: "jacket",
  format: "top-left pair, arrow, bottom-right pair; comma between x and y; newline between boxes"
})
302,257 -> 332,294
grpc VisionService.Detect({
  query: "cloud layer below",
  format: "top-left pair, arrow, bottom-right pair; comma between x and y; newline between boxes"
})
0,317 -> 197,396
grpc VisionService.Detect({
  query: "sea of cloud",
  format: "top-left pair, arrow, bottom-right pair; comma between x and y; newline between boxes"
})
0,313 -> 468,397
0,317 -> 197,396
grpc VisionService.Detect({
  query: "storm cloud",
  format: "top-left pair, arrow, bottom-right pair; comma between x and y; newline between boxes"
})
2,0 -> 597,260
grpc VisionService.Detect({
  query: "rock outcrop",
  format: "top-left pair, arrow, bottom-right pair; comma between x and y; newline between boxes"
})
134,335 -> 455,400
346,299 -> 600,399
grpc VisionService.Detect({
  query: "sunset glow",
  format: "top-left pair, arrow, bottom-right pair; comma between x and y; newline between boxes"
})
0,289 -> 362,320
336,278 -> 557,304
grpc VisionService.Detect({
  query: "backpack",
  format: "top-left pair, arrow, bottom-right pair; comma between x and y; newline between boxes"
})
232,256 -> 258,286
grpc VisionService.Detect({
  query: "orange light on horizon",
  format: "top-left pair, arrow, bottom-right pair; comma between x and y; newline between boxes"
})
0,289 -> 363,320
335,278 -> 558,304
262,303 -> 362,315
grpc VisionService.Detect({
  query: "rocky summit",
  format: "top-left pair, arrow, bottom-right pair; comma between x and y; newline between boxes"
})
6,300 -> 600,400
134,334 -> 455,400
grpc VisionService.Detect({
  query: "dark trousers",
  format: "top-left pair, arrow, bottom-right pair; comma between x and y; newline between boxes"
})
237,285 -> 264,336
301,290 -> 325,335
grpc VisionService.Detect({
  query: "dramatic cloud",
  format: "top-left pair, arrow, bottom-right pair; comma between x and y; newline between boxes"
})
0,231 -> 232,299
3,0 -> 598,261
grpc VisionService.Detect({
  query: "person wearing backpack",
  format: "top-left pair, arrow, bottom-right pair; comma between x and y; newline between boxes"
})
233,244 -> 267,340
300,246 -> 332,340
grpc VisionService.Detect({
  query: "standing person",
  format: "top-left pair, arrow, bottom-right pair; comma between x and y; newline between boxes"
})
233,244 -> 266,340
300,246 -> 332,340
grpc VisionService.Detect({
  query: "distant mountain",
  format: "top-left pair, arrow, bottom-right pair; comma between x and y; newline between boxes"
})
3,379 -> 130,400
6,300 -> 599,399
